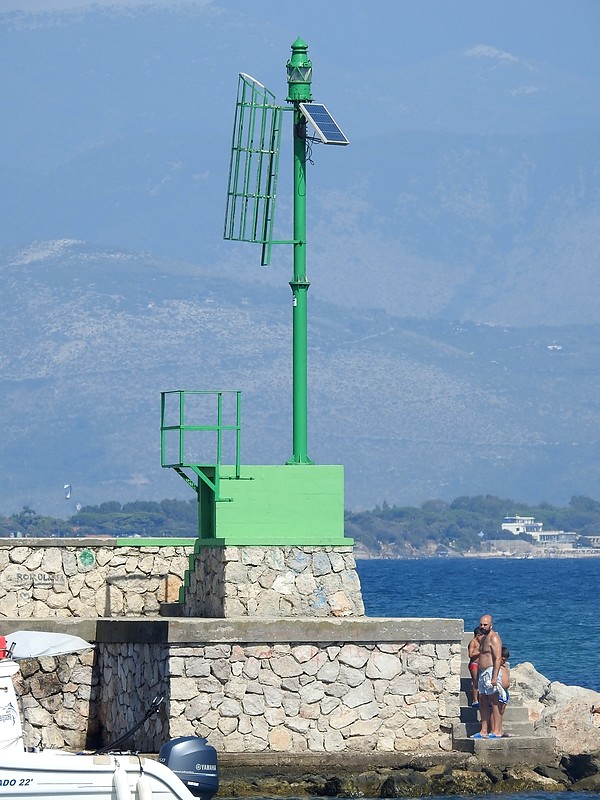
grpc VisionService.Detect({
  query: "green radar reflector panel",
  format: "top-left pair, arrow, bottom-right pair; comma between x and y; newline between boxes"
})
298,102 -> 349,145
224,73 -> 284,265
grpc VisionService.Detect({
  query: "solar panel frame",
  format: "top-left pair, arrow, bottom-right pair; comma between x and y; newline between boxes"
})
298,102 -> 349,145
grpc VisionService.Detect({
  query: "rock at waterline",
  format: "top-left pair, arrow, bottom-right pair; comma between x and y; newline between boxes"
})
512,662 -> 600,755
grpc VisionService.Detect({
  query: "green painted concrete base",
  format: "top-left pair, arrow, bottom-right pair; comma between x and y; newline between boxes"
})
199,464 -> 350,546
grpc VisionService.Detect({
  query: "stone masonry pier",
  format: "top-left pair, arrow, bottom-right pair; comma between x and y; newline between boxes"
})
2,616 -> 462,756
0,540 -> 364,619
0,539 -> 565,776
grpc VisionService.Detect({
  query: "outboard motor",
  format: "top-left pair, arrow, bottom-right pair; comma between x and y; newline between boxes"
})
158,736 -> 219,800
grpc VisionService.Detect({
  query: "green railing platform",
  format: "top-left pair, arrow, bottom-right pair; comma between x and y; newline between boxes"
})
160,390 -> 245,502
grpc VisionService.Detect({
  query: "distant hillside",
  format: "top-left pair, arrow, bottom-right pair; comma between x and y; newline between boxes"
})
5,495 -> 600,561
2,241 -> 600,517
2,129 -> 600,328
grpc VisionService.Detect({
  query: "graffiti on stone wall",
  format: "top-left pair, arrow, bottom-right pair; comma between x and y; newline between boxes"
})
1,567 -> 67,605
14,572 -> 66,587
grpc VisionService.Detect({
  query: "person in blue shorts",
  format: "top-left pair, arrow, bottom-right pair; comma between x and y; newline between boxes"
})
498,646 -> 510,729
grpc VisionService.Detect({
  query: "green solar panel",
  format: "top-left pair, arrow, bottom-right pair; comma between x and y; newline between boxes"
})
299,102 -> 349,145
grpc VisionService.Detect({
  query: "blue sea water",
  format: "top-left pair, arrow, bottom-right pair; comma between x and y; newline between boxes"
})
356,557 -> 600,692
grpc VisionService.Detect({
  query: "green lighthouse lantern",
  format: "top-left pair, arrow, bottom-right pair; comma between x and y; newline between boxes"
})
286,37 -> 313,102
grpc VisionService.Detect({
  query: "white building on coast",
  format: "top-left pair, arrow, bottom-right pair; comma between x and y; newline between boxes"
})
501,514 -> 579,546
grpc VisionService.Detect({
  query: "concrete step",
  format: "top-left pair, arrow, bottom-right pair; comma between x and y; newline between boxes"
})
453,735 -> 557,765
453,636 -> 556,760
453,720 -> 535,739
452,736 -> 476,753
460,692 -> 526,709
460,693 -> 525,712
461,671 -> 516,689
473,736 -> 556,766
460,675 -> 516,690
460,681 -> 521,705
459,705 -> 528,723
459,677 -> 522,702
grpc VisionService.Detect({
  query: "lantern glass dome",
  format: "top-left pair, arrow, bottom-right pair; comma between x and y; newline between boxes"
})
287,64 -> 312,84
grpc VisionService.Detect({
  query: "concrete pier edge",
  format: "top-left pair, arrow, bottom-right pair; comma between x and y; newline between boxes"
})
0,615 -> 463,643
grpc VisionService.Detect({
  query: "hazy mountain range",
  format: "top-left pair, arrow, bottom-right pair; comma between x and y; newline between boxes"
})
1,3 -> 600,517
3,239 -> 600,519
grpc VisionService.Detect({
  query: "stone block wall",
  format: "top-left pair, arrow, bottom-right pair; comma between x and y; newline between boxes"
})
183,546 -> 365,618
14,649 -> 98,750
168,638 -> 461,753
0,539 -> 193,617
97,642 -> 169,752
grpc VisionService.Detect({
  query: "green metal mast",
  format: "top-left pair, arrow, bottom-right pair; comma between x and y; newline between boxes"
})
223,39 -> 347,468
160,39 -> 352,562
286,38 -> 313,465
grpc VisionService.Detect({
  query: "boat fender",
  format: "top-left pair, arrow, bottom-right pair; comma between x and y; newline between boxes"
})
136,772 -> 153,800
113,762 -> 132,800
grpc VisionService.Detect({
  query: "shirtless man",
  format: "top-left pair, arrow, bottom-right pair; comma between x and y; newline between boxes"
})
473,613 -> 503,738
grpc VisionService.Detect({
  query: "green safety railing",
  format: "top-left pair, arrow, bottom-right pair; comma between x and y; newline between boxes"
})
160,390 -> 242,501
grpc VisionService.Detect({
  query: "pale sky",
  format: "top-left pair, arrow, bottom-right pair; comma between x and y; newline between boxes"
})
0,0 -> 210,9
1,0 -> 599,79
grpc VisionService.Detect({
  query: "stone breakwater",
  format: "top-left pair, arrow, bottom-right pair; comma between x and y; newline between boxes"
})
0,539 -> 192,617
0,541 -> 365,620
509,661 -> 600,758
216,752 -> 600,796
183,546 -> 365,617
11,617 -> 600,794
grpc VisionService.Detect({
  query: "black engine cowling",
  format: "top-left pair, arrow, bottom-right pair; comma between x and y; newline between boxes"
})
158,736 -> 219,800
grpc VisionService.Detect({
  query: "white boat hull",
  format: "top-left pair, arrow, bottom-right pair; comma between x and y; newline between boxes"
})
0,650 -> 216,800
0,752 -> 197,799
